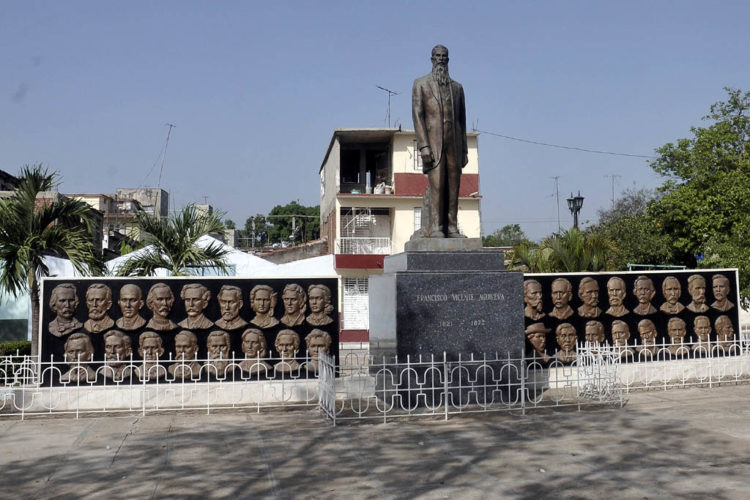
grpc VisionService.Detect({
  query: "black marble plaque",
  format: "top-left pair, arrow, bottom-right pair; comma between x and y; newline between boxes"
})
370,252 -> 523,361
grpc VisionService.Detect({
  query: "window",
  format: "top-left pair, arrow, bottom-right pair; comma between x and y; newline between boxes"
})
413,140 -> 423,171
343,278 -> 369,330
413,207 -> 422,231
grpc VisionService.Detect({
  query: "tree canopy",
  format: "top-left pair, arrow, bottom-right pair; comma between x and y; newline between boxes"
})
587,187 -> 674,269
483,224 -> 529,247
243,201 -> 320,247
647,87 -> 750,304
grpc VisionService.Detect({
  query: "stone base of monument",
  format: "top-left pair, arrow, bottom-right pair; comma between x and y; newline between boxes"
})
368,249 -> 524,406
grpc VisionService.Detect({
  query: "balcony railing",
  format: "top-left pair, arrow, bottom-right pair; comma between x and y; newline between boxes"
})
336,237 -> 391,255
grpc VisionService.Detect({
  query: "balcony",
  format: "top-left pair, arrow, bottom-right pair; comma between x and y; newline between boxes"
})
336,237 -> 391,255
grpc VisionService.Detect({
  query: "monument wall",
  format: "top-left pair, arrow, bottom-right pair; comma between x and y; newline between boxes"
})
40,277 -> 338,384
523,269 -> 740,362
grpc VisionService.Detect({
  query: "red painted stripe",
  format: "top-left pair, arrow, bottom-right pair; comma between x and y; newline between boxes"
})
335,254 -> 385,269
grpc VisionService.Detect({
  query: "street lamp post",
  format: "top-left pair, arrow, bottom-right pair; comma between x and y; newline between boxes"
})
567,191 -> 584,230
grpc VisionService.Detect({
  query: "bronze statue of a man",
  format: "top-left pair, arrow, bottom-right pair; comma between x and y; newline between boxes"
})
412,44 -> 468,238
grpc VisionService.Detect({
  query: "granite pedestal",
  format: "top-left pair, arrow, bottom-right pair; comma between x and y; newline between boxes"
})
368,249 -> 524,406
369,250 -> 524,361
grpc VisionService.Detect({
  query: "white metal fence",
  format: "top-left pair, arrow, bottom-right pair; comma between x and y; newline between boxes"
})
317,347 -> 624,425
4,338 -> 750,422
0,354 -> 326,419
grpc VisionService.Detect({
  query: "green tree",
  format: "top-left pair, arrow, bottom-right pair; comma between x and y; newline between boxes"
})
483,224 -> 529,247
510,229 -> 613,272
266,201 -> 320,245
0,165 -> 103,355
224,219 -> 236,230
115,204 -> 229,276
589,187 -> 674,269
244,214 -> 269,247
648,87 -> 750,304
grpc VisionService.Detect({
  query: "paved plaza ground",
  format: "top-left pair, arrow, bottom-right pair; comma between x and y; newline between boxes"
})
1,385 -> 749,499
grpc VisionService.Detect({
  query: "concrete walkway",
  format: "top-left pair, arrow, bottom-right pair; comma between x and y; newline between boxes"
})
1,386 -> 749,499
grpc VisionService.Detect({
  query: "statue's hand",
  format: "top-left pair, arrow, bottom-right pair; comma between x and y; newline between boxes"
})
420,147 -> 434,164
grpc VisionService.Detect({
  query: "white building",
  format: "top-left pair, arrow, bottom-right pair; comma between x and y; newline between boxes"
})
319,128 -> 482,342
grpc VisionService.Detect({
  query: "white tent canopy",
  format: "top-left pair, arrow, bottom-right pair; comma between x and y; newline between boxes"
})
105,235 -> 278,276
260,254 -> 338,278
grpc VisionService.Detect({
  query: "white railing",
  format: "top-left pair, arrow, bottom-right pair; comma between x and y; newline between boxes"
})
605,339 -> 750,392
0,354 -> 327,419
336,237 -> 391,255
318,347 -> 624,425
5,339 -> 749,422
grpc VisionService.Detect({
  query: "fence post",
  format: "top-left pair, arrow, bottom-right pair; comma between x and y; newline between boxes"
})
520,352 -> 526,416
443,351 -> 449,421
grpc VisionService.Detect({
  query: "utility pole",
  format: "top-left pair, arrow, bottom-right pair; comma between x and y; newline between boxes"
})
604,174 -> 621,209
158,123 -> 175,189
376,85 -> 400,127
551,176 -> 561,231
251,219 -> 256,249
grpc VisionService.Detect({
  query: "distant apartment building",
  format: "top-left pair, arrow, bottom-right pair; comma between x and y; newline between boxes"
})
71,188 -> 168,258
319,128 -> 482,342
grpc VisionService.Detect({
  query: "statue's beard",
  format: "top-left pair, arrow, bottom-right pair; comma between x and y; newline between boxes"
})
432,63 -> 450,86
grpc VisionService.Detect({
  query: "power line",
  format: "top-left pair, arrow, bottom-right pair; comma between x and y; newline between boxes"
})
474,129 -> 657,159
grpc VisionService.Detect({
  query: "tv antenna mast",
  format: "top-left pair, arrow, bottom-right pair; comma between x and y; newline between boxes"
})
376,85 -> 400,127
157,123 -> 175,189
551,176 -> 561,231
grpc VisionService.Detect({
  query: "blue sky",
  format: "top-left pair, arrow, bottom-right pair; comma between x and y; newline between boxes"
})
2,1 -> 749,240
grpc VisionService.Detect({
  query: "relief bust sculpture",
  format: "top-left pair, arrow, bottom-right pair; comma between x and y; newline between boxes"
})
553,323 -> 577,364
274,329 -> 301,373
169,330 -> 200,380
577,277 -> 601,318
103,329 -> 133,381
239,328 -> 271,375
61,332 -> 96,383
306,284 -> 334,326
659,276 -> 685,315
215,285 -> 248,330
523,279 -> 545,321
304,329 -> 332,373
116,284 -> 147,331
686,274 -> 709,313
280,284 -> 307,327
711,274 -> 735,312
548,278 -> 574,320
632,276 -> 657,316
84,283 -> 115,333
145,283 -> 178,332
524,322 -> 550,361
605,277 -> 629,317
136,331 -> 166,380
249,285 -> 280,329
178,283 -> 214,330
48,283 -> 82,337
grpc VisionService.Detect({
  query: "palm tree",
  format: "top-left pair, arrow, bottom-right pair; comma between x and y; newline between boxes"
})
510,229 -> 613,273
0,165 -> 103,355
115,204 -> 230,277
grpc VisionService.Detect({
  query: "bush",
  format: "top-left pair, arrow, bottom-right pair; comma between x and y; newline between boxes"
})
0,340 -> 32,356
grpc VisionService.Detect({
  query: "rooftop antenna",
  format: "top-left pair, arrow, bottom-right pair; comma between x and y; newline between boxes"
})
604,174 -> 621,209
376,85 -> 400,127
157,123 -> 175,189
551,176 -> 561,231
